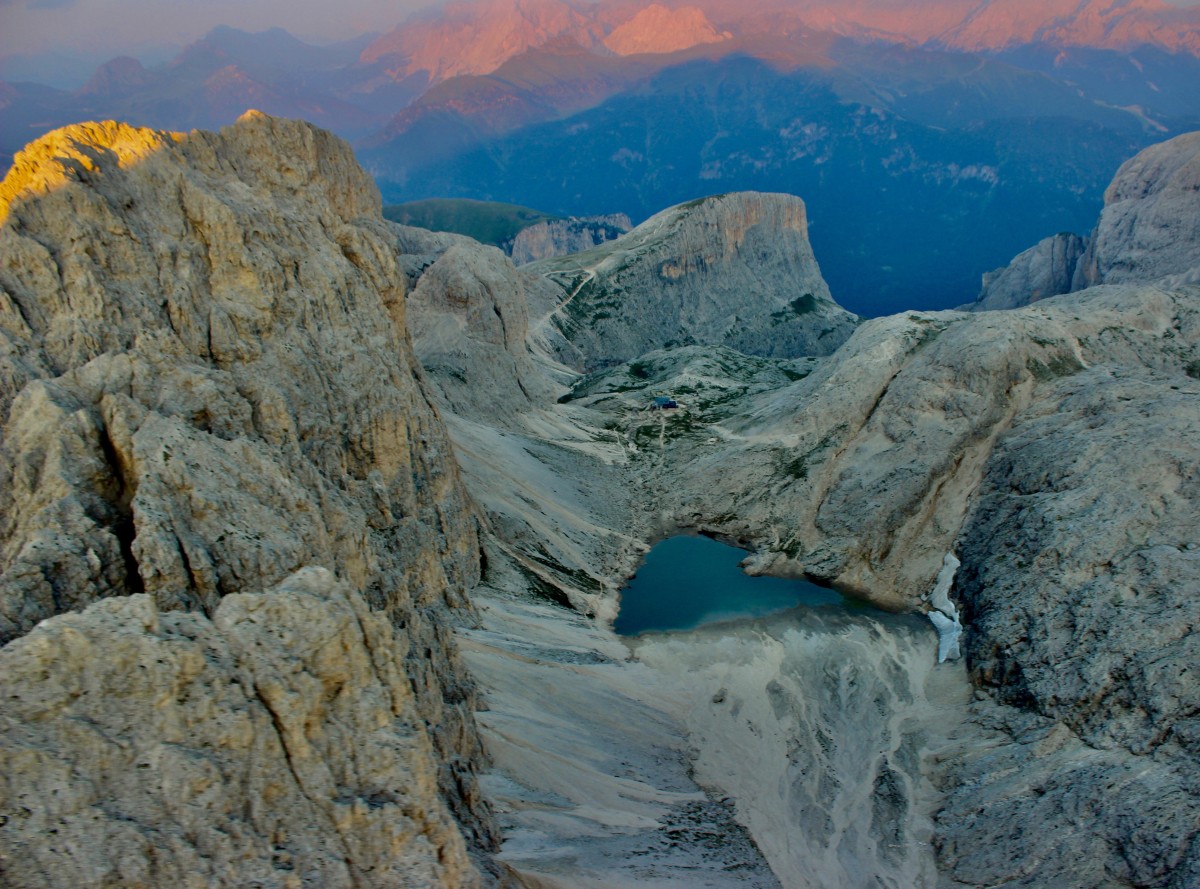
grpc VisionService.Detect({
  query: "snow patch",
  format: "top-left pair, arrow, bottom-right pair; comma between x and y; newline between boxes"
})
926,552 -> 963,663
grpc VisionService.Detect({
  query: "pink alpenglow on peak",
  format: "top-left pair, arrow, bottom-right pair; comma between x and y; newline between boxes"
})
603,4 -> 731,56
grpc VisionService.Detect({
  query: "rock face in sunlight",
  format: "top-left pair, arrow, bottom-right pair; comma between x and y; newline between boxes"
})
0,113 -> 494,887
603,4 -> 729,56
935,0 -> 1200,55
529,191 -> 859,370
360,0 -> 596,82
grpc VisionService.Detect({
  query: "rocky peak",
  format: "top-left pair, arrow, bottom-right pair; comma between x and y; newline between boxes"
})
360,0 -> 598,82
968,231 -> 1087,311
0,112 -> 495,885
0,120 -> 180,228
1074,128 -> 1200,288
76,56 -> 152,98
407,242 -> 562,424
530,191 -> 859,369
603,4 -> 731,55
965,129 -> 1200,310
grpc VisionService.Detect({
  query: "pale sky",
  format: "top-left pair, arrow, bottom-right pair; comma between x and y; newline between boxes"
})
0,0 -> 438,59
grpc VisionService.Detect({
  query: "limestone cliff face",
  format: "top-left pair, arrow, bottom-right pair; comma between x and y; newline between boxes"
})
1074,130 -> 1200,288
932,337 -> 1200,886
968,231 -> 1087,311
0,569 -> 480,888
529,192 -> 859,370
0,114 -> 495,885
967,131 -> 1200,310
406,243 -> 561,425
507,213 -> 631,265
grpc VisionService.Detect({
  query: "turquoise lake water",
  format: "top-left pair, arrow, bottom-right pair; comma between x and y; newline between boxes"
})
613,534 -> 846,636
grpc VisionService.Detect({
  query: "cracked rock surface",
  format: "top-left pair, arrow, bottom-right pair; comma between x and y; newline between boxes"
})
0,113 -> 495,886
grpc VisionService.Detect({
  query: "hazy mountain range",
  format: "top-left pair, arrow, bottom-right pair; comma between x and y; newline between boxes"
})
4,0 -> 1200,313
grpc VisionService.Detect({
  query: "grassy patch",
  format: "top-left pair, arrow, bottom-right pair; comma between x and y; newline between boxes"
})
771,293 -> 819,325
781,455 -> 809,480
678,193 -> 729,211
514,561 -> 573,609
628,360 -> 652,380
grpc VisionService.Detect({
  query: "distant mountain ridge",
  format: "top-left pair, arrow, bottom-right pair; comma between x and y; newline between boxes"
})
6,0 -> 1199,160
359,0 -> 1200,84
383,197 -> 631,262
5,0 -> 1200,312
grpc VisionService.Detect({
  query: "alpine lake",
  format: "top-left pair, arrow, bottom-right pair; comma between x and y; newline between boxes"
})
613,534 -> 856,635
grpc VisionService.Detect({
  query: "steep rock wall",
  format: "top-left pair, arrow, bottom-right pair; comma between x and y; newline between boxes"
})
507,213 -> 631,265
0,114 -> 495,885
529,192 -> 859,370
1075,130 -> 1200,288
968,231 -> 1087,311
966,130 -> 1200,310
406,244 -> 561,425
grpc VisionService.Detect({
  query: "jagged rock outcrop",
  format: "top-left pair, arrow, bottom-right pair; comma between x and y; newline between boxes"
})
406,243 -> 562,424
968,231 -> 1087,310
1074,130 -> 1200,288
529,192 -> 859,370
0,114 -> 496,885
0,569 -> 479,888
966,131 -> 1200,310
507,213 -> 631,265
